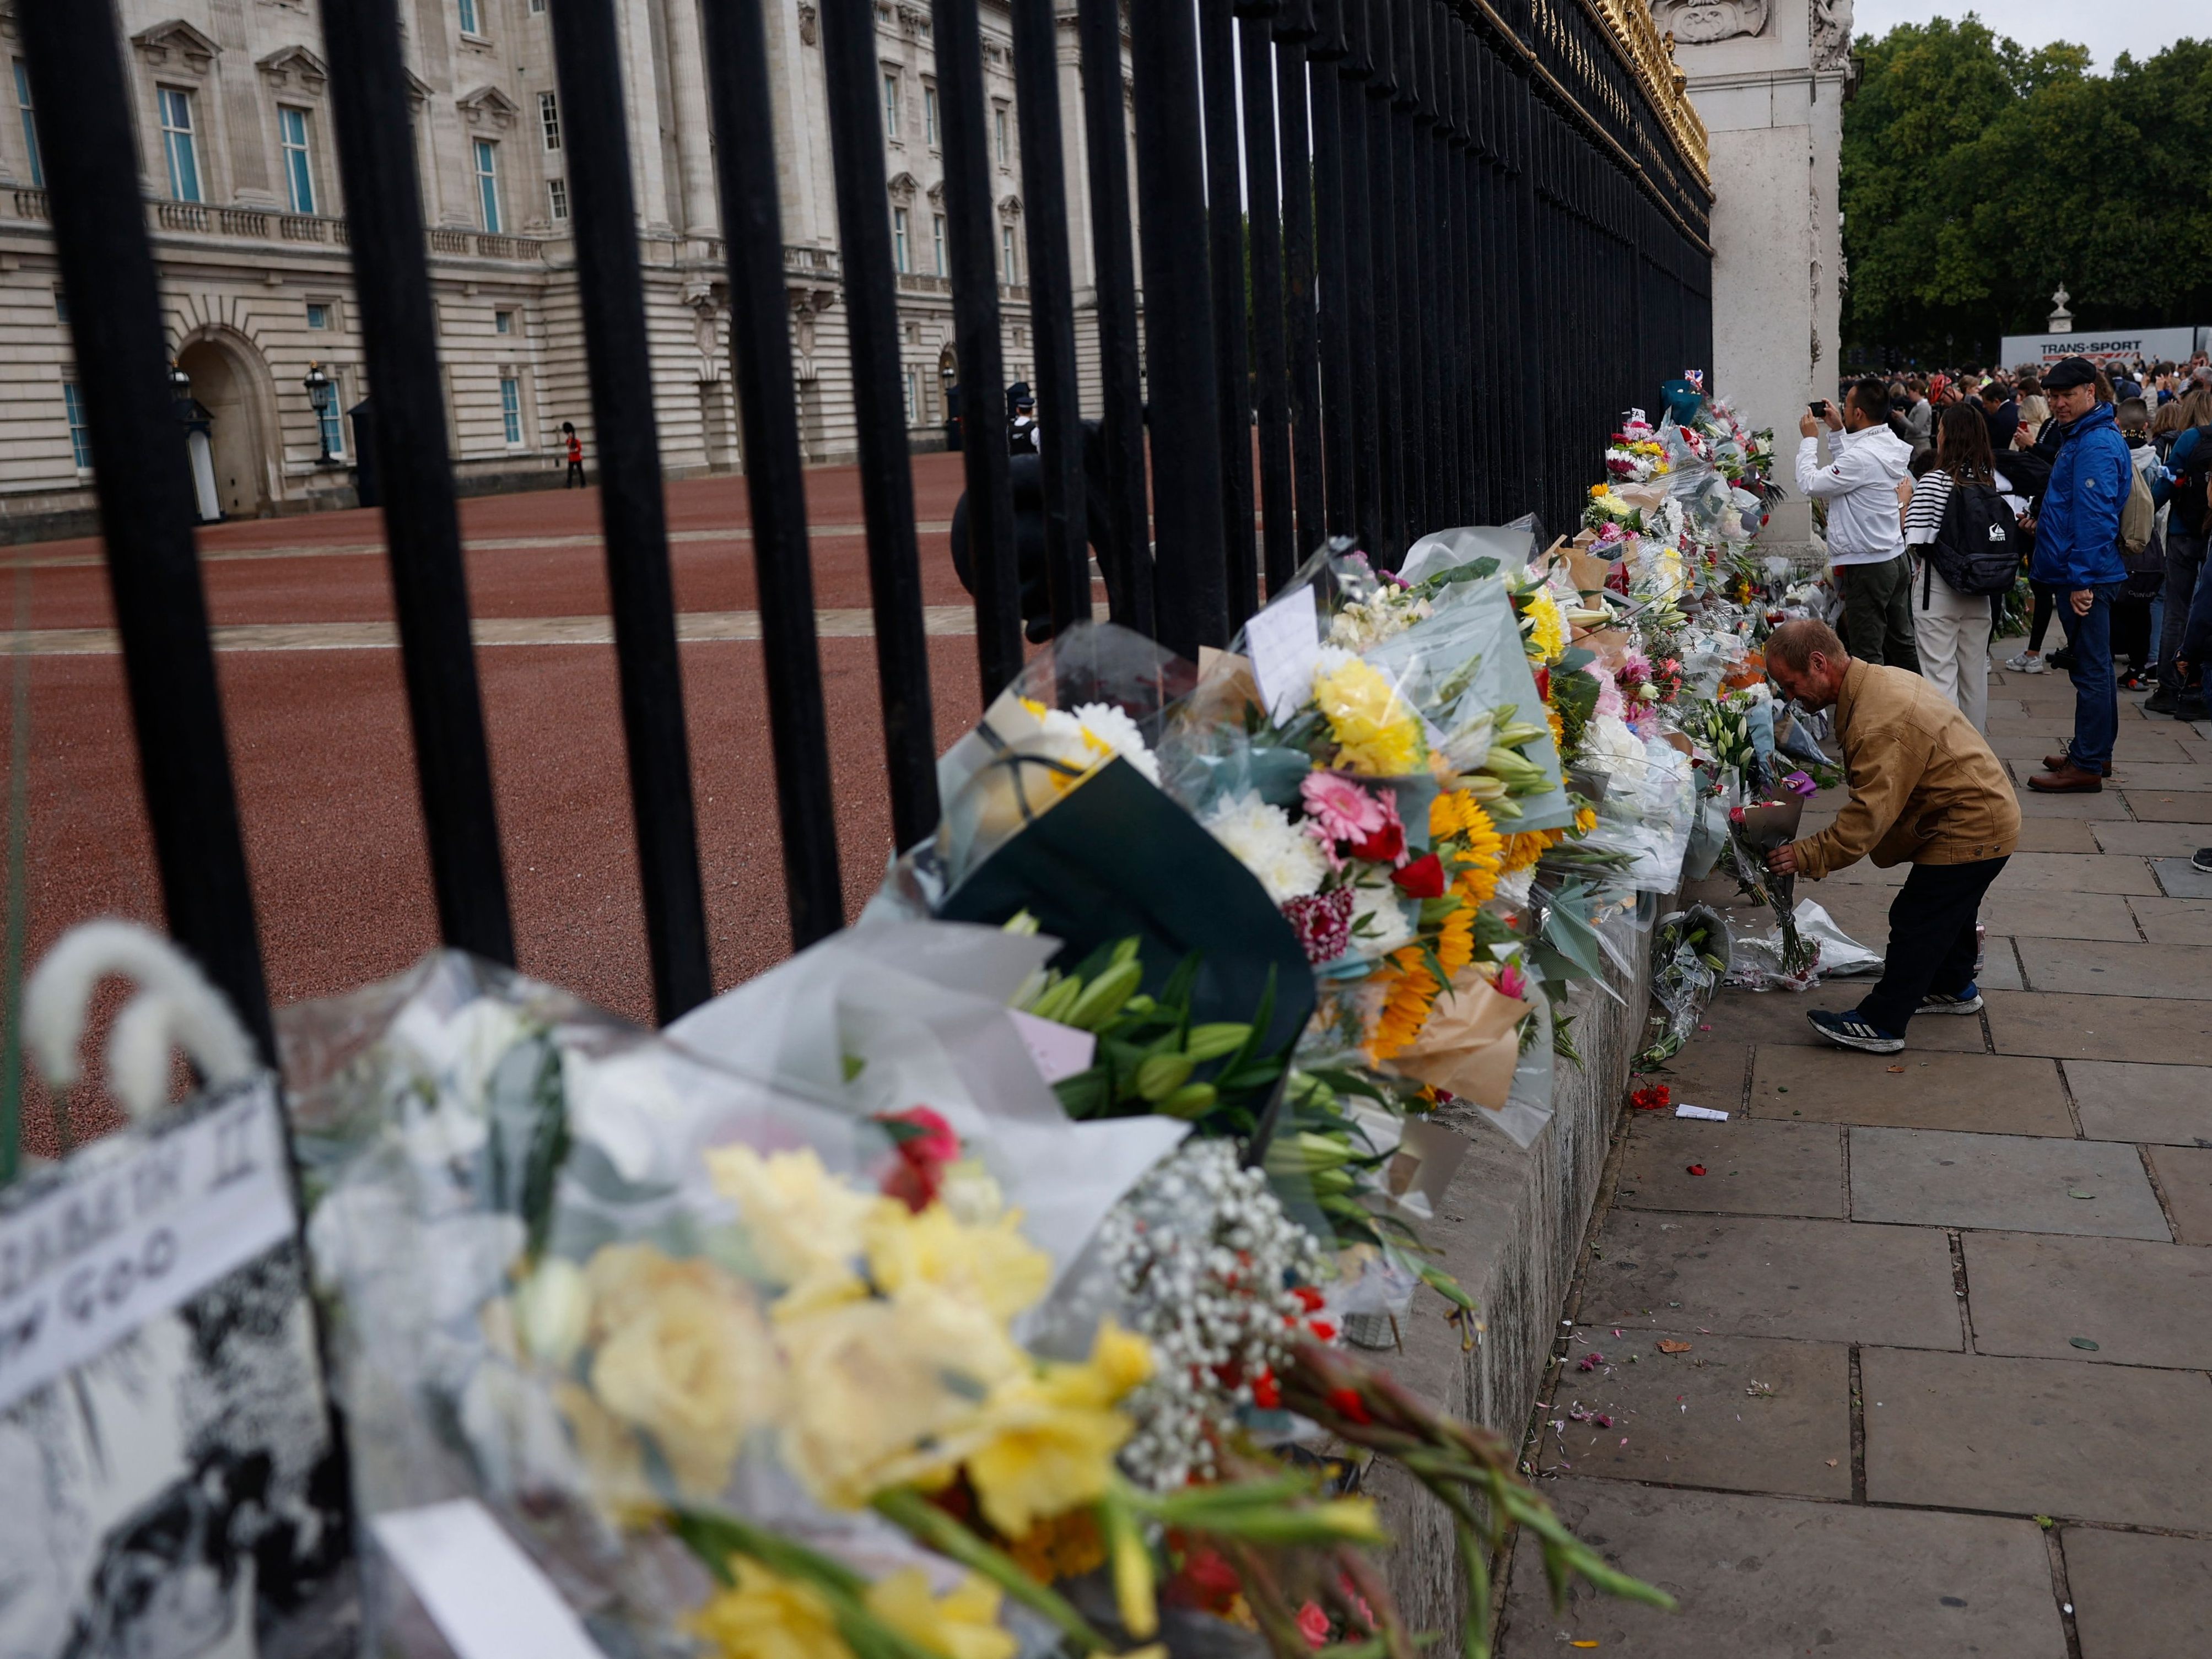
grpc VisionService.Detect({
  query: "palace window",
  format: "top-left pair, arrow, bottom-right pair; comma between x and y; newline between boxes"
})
63,382 -> 91,469
13,59 -> 41,191
158,87 -> 201,203
539,91 -> 560,152
473,138 -> 502,232
279,106 -> 316,215
500,375 -> 523,445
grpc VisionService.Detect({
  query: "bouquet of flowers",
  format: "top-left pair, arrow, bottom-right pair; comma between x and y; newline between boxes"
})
1721,771 -> 1821,979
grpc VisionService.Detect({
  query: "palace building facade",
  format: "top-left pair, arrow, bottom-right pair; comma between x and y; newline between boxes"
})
0,0 -> 1126,539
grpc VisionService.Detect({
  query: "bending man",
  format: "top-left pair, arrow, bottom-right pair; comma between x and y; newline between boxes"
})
1763,618 -> 2019,1054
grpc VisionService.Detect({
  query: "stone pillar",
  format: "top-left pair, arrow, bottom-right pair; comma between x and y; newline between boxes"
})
660,0 -> 721,237
1650,0 -> 1850,556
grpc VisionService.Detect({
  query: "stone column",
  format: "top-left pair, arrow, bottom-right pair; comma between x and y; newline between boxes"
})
660,0 -> 721,236
1650,0 -> 1849,557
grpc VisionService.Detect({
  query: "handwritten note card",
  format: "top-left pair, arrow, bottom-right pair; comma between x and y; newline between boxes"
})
1244,584 -> 1322,723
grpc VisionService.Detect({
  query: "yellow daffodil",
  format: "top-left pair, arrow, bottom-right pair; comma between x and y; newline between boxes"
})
1314,659 -> 1424,777
958,1322 -> 1148,1537
688,1560 -> 848,1659
864,1201 -> 1052,1325
866,1569 -> 1018,1659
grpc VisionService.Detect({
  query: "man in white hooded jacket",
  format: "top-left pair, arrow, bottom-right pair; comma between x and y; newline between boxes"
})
1799,376 -> 1922,671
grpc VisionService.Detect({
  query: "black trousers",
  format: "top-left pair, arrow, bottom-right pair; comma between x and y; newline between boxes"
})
565,460 -> 585,487
1858,856 -> 2009,1034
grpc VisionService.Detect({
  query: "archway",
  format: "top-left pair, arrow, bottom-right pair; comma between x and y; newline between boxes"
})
176,334 -> 277,518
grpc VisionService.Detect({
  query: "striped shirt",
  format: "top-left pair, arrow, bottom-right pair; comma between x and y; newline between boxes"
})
1904,468 -> 2021,546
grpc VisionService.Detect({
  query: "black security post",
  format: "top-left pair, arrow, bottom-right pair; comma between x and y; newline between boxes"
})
1241,14 -> 1296,596
1199,0 -> 1258,629
1274,7 -> 1326,560
1130,0 -> 1228,652
1362,0 -> 1403,558
696,0 -> 845,950
547,0 -> 713,1022
1010,0 -> 1093,633
18,0 -> 276,1059
817,0 -> 940,847
322,0 -> 516,966
1309,0 -> 1356,536
933,0 -> 1022,690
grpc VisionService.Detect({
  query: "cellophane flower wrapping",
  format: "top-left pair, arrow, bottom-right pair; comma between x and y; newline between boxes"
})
871,622 -> 1197,919
280,949 -> 1162,1659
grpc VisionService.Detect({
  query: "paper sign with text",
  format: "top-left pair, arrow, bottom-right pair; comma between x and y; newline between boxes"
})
1244,583 -> 1321,723
0,1078 -> 298,1413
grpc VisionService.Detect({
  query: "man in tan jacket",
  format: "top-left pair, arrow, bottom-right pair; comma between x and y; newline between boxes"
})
1763,619 -> 2020,1053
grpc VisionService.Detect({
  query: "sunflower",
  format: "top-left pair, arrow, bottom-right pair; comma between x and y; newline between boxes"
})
1372,945 -> 1443,1060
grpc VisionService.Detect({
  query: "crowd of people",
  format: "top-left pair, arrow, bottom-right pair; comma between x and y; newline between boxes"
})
1793,354 -> 2212,874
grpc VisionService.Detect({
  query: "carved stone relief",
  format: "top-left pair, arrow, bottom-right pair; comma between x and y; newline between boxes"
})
1647,1 -> 1768,44
1810,0 -> 1853,71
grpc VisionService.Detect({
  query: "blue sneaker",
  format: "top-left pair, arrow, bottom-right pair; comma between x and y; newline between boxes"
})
1917,985 -> 1984,1015
1807,1008 -> 1906,1055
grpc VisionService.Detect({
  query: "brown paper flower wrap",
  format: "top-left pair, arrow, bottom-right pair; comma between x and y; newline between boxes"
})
1375,974 -> 1531,1110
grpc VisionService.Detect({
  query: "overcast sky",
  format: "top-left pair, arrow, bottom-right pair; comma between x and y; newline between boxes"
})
1850,1 -> 2206,72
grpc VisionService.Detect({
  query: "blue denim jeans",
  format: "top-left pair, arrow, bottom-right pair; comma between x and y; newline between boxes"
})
2066,582 -> 2128,772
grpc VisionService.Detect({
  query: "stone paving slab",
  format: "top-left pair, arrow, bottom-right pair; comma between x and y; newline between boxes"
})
2118,788 -> 2212,822
2087,819 -> 2212,856
1990,732 -> 2197,765
2015,937 -> 2212,999
2143,1143 -> 2212,1246
1812,880 -> 2145,946
2013,818 -> 2100,852
1982,852 -> 2161,895
1501,1480 -> 2065,1658
1984,989 -> 2212,1063
1860,1347 -> 2212,1529
1977,936 -> 2025,990
1535,1330 -> 1850,1499
1810,861 -> 1908,887
2127,895 -> 2212,944
1580,1212 -> 1962,1349
2066,1058 -> 2212,1145
1745,1047 -> 2072,1136
1848,1127 -> 2170,1239
1616,1117 -> 1845,1218
2152,856 -> 2212,898
1708,986 -> 1989,1052
2092,763 -> 2212,792
2011,787 -> 2108,818
1633,1038 -> 1751,1117
2062,1528 -> 2212,1658
1964,1231 -> 2212,1366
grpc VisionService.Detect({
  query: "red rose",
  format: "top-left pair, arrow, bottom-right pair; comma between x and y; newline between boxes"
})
1348,818 -> 1405,864
1535,666 -> 1551,701
1390,853 -> 1447,898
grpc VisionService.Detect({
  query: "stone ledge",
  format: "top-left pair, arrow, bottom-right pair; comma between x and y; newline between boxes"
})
1363,927 -> 1653,1634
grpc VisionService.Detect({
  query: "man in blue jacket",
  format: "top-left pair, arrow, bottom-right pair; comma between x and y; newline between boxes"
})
2026,357 -> 2133,793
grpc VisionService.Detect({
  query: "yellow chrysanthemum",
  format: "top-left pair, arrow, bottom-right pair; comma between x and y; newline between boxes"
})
1314,659 -> 1424,777
1372,945 -> 1443,1061
1521,591 -> 1567,662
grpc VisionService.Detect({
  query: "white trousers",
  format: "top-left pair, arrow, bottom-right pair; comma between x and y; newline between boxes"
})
1911,558 -> 1993,732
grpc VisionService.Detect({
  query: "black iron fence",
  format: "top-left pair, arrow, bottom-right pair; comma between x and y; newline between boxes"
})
19,0 -> 1710,1053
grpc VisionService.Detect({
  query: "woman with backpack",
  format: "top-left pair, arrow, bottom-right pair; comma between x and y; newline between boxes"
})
1898,403 -> 2019,732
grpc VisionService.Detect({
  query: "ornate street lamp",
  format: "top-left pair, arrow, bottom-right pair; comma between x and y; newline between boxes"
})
168,363 -> 190,399
303,361 -> 335,461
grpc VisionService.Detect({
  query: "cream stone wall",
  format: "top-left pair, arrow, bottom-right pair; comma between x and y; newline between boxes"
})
0,0 -> 1135,539
1654,0 -> 1848,556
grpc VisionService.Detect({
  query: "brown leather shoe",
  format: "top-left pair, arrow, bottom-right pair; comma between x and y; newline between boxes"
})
2043,752 -> 2113,777
2028,761 -> 2104,793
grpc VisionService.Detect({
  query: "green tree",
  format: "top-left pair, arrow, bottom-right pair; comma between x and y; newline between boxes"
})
1840,17 -> 2212,365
